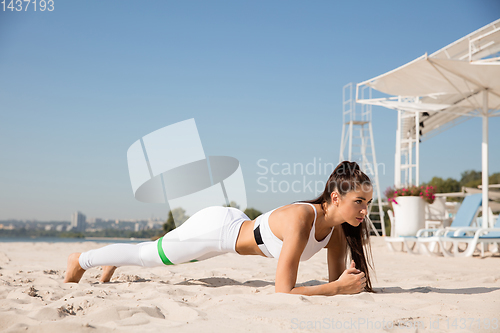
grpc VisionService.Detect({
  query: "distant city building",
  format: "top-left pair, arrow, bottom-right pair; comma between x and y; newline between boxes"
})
0,223 -> 15,230
147,218 -> 163,230
87,217 -> 103,224
71,211 -> 86,232
134,221 -> 148,232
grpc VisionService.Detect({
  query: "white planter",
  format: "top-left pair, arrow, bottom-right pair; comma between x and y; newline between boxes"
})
392,196 -> 426,236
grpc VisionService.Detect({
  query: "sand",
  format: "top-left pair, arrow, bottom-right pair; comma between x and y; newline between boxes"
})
0,238 -> 499,333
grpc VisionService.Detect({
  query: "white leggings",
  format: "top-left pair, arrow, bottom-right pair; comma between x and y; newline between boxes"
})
79,207 -> 248,270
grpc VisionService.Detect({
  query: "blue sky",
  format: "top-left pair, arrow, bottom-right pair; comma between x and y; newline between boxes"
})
1,1 -> 499,221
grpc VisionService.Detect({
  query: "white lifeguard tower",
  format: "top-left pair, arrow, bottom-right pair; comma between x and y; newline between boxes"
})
339,83 -> 386,236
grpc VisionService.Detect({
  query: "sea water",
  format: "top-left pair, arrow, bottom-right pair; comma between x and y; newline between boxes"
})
0,237 -> 147,243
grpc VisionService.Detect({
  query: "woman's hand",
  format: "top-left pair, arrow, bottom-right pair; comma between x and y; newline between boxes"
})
282,259 -> 366,296
335,260 -> 366,294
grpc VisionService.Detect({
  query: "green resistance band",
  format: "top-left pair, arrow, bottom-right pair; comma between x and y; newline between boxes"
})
157,237 -> 198,265
157,237 -> 173,265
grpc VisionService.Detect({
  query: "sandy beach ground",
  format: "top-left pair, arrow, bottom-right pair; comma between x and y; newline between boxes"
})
0,237 -> 499,333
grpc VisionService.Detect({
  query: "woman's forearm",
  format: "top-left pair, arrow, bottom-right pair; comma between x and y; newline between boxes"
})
284,280 -> 343,296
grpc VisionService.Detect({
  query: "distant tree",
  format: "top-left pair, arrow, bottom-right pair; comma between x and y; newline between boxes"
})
223,201 -> 240,209
424,177 -> 461,193
244,208 -> 262,220
162,207 -> 190,233
459,170 -> 500,188
460,170 -> 482,187
221,201 -> 262,219
163,211 -> 176,234
171,207 -> 189,224
488,172 -> 500,185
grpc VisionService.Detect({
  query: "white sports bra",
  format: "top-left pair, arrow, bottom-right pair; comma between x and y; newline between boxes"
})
253,202 -> 334,261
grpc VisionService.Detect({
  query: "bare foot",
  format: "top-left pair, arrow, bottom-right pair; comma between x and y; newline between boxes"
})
100,266 -> 117,283
64,252 -> 86,283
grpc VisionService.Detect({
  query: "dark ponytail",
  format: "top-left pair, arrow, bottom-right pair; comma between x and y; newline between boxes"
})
302,161 -> 375,292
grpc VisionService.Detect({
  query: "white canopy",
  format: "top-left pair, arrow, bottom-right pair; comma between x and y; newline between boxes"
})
357,19 -> 500,228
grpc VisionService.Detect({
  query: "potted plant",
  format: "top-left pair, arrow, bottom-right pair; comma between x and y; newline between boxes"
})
385,185 -> 436,236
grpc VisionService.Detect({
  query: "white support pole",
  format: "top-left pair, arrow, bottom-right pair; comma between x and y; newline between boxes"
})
348,121 -> 353,161
409,124 -> 413,186
348,85 -> 353,162
482,90 -> 489,228
395,109 -> 402,187
369,121 -> 386,236
416,111 -> 420,186
339,122 -> 346,162
361,126 -> 366,166
404,145 -> 409,187
340,85 -> 347,162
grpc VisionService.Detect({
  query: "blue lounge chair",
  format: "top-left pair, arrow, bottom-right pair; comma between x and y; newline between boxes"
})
414,193 -> 483,255
385,194 -> 483,254
438,212 -> 499,257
